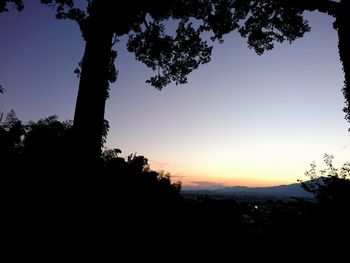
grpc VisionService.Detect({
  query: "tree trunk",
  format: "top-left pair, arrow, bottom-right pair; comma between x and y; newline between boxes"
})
335,0 -> 350,125
72,4 -> 113,164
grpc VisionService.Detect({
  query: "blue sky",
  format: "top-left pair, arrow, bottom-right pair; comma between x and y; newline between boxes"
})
0,1 -> 349,187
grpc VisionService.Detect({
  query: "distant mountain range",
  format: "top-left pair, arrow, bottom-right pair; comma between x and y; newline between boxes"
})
182,183 -> 314,199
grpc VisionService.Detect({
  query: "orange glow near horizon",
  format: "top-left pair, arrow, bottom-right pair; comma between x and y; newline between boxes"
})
149,159 -> 302,188
181,176 -> 293,188
148,146 -> 350,188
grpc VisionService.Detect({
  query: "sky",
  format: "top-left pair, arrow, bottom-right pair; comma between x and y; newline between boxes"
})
0,1 -> 349,188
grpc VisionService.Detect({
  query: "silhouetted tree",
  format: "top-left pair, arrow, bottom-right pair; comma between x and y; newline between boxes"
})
2,0 -> 349,163
0,0 -> 23,12
298,154 -> 350,253
300,154 -> 350,208
1,112 -> 183,257
103,150 -> 182,202
0,110 -> 25,169
246,0 -> 350,127
22,115 -> 72,169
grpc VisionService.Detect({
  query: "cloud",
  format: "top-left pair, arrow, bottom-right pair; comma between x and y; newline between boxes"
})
187,181 -> 226,189
170,174 -> 187,179
149,159 -> 185,170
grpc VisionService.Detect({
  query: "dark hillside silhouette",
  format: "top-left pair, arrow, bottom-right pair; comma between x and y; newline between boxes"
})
1,112 -> 184,258
1,113 -> 349,260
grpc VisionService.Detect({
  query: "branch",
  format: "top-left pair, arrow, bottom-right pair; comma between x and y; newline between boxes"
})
143,18 -> 150,30
111,34 -> 118,46
281,0 -> 340,17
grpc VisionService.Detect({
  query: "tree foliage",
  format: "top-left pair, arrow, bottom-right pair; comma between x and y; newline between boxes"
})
300,154 -> 350,206
0,112 -> 73,170
0,110 -> 25,165
0,0 -> 24,12
0,111 -> 181,199
2,0 -> 349,161
103,150 -> 182,202
36,0 -> 313,90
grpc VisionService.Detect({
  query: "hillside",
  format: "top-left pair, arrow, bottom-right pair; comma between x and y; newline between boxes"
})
182,183 -> 314,200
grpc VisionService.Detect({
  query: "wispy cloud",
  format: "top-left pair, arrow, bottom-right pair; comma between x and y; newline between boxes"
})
186,181 -> 226,189
149,159 -> 185,170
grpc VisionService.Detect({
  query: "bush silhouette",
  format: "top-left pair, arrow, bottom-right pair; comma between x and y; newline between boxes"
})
0,110 -> 25,169
1,112 -> 183,258
300,154 -> 350,208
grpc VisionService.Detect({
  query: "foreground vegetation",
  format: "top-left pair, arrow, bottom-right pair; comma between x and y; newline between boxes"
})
1,112 -> 349,260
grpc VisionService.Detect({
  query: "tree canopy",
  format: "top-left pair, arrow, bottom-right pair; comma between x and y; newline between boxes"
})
300,154 -> 350,207
2,0 -> 349,161
35,0 -> 313,89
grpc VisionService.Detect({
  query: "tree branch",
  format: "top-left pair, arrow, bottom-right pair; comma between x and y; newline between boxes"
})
143,18 -> 150,30
111,34 -> 118,46
281,0 -> 340,17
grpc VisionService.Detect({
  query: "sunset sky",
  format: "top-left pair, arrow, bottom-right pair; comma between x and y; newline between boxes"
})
1,1 -> 349,188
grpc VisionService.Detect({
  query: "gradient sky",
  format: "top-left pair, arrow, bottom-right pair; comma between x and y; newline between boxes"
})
1,1 -> 349,188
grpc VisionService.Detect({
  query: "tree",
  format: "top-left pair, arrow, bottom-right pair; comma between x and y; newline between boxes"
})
0,110 -> 25,168
220,0 -> 349,127
300,154 -> 350,207
22,115 -> 73,167
0,0 -> 23,12
2,0 -> 349,163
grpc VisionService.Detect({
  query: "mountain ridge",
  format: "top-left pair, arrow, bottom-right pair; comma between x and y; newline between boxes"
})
182,182 -> 314,199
